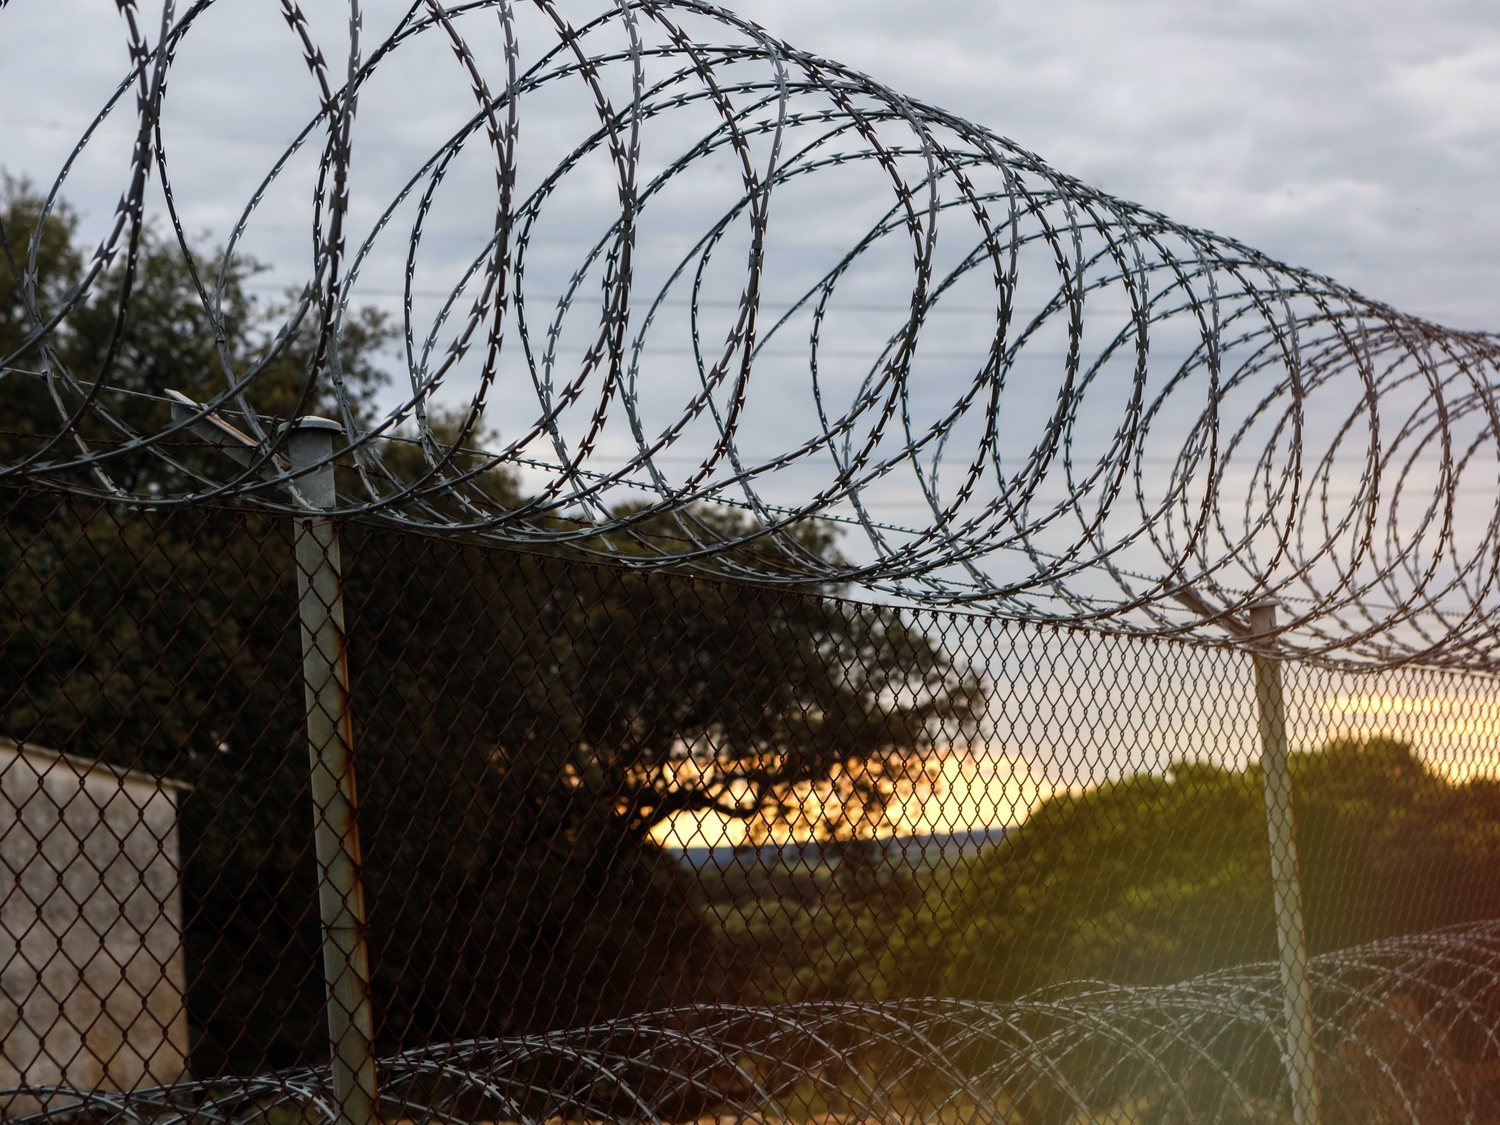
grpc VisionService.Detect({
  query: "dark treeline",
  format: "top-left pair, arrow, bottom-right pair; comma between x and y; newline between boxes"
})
886,737 -> 1500,1001
0,181 -> 976,1076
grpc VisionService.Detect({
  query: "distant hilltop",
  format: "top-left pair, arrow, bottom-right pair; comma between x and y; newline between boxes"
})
671,827 -> 1006,871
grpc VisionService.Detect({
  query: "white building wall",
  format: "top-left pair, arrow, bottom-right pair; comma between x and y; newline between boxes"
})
1,740 -> 190,1114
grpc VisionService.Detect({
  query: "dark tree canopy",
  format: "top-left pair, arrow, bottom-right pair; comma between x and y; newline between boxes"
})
0,178 -> 983,1071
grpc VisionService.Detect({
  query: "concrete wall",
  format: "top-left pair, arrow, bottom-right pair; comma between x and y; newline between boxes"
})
1,739 -> 190,1114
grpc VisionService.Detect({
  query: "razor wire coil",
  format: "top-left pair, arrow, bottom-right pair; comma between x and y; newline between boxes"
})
10,920 -> 1500,1123
3,0 -> 1500,669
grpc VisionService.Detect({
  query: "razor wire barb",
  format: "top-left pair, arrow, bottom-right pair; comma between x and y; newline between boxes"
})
5,1 -> 1500,668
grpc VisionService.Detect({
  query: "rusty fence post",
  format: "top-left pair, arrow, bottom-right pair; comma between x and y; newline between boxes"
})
168,394 -> 379,1120
286,418 -> 379,1125
1248,601 -> 1320,1125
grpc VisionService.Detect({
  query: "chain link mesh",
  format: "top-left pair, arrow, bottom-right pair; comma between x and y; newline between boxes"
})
5,487 -> 1500,1121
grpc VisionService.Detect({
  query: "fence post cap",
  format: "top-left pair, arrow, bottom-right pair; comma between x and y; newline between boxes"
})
286,416 -> 343,434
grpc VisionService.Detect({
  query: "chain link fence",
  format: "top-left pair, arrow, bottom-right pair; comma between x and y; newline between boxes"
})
5,0 -> 1499,1117
4,483 -> 1500,1122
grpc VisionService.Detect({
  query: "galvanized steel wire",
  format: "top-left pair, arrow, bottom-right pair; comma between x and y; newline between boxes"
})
11,920 -> 1500,1122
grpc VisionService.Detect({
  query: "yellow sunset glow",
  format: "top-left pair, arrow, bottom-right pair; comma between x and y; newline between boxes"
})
1324,694 -> 1456,717
651,747 -> 1053,850
1318,690 -> 1500,783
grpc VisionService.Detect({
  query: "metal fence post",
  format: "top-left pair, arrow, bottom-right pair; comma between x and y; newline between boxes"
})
287,418 -> 379,1125
1249,601 -> 1320,1125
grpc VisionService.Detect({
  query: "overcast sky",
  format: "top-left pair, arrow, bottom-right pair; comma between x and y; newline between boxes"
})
4,0 -> 1495,323
747,0 -> 1500,330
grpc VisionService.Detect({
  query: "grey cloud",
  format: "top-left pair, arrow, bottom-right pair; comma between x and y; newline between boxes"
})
720,1 -> 1499,326
2,0 -> 1495,422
